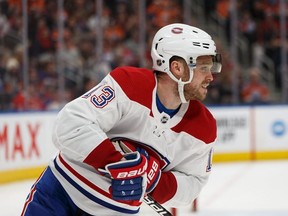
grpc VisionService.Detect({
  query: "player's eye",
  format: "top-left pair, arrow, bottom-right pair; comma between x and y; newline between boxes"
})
198,66 -> 211,73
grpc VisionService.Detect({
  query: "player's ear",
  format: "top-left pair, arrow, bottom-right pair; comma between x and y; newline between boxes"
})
170,60 -> 184,78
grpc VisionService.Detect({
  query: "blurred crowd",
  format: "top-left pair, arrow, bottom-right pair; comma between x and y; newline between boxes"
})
0,0 -> 285,112
211,0 -> 286,90
204,0 -> 284,105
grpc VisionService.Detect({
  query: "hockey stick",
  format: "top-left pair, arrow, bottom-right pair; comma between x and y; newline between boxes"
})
118,141 -> 173,216
143,194 -> 172,216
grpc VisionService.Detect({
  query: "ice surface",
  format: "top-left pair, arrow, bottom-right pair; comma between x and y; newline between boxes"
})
1,160 -> 288,216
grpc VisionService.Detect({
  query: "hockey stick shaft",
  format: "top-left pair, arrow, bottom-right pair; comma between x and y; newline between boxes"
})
143,194 -> 173,216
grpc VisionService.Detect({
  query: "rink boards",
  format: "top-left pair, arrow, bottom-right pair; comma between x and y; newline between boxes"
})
212,105 -> 288,162
0,105 -> 288,183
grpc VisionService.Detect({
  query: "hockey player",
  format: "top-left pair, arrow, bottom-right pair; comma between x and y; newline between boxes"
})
21,23 -> 222,216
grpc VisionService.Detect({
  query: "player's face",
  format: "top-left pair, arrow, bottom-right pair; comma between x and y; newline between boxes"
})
184,56 -> 214,101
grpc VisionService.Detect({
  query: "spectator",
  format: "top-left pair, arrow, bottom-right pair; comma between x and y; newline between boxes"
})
4,56 -> 21,93
11,84 -> 46,111
35,18 -> 53,54
238,10 -> 256,65
0,13 -> 10,38
241,67 -> 270,104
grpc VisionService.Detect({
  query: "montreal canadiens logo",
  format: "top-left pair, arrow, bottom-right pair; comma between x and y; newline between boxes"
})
171,27 -> 183,34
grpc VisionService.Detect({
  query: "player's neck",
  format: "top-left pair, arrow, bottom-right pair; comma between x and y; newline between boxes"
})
157,80 -> 182,109
156,93 -> 181,117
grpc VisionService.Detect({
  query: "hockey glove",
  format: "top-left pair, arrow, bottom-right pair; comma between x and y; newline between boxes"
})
99,152 -> 148,201
137,148 -> 161,193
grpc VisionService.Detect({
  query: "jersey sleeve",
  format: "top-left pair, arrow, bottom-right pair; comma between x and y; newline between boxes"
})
51,73 -> 127,170
150,144 -> 214,207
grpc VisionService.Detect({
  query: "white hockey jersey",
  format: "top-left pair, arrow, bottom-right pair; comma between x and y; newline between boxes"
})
49,66 -> 216,215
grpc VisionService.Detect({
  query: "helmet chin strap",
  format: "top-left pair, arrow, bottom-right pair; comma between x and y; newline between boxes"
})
177,67 -> 194,103
167,67 -> 194,104
178,80 -> 188,103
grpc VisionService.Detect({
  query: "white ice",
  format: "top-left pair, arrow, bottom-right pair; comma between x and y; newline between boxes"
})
1,160 -> 288,216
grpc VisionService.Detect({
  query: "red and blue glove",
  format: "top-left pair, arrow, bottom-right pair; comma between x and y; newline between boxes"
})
136,147 -> 161,193
115,140 -> 162,194
99,152 -> 148,201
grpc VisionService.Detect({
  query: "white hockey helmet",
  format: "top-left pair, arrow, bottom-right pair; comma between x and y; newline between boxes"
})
151,23 -> 222,103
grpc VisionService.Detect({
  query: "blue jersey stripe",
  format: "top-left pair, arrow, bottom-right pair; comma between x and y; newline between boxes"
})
53,158 -> 140,214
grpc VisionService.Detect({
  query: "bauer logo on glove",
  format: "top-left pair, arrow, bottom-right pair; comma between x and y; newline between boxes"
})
98,152 -> 148,201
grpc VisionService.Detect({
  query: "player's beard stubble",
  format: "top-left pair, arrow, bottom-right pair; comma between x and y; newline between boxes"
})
184,80 -> 209,102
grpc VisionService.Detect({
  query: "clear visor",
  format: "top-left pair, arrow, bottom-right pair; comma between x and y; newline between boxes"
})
211,53 -> 222,73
